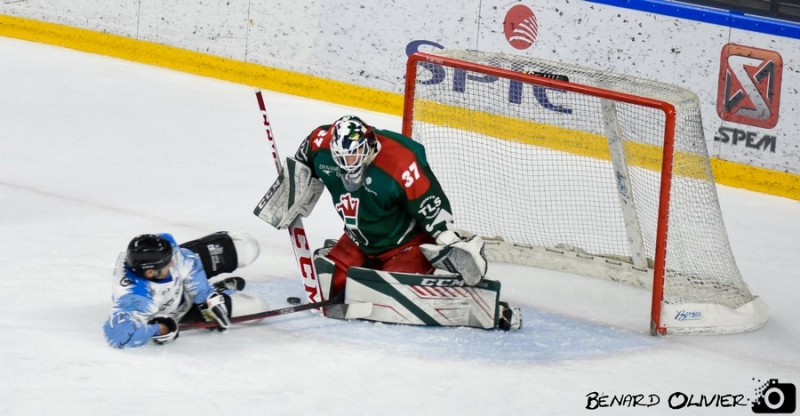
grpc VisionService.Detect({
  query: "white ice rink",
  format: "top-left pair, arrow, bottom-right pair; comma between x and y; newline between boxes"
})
1,36 -> 799,415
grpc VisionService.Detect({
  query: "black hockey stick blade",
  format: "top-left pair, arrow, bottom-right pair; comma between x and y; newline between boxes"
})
529,71 -> 570,82
179,292 -> 344,331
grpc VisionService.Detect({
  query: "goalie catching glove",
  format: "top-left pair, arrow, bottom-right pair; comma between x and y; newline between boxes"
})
420,230 -> 488,286
254,157 -> 324,229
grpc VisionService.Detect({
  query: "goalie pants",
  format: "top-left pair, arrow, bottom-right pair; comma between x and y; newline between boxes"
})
327,233 -> 436,297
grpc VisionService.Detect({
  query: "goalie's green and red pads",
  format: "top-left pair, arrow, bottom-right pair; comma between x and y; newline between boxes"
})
344,268 -> 502,329
313,245 -> 521,330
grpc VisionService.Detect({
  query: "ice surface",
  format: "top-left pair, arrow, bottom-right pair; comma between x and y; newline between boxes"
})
1,37 -> 798,415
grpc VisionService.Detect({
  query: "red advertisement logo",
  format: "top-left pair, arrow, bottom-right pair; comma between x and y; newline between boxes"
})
503,5 -> 538,50
717,44 -> 782,129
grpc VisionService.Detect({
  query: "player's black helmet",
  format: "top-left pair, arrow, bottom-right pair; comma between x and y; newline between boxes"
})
125,234 -> 173,274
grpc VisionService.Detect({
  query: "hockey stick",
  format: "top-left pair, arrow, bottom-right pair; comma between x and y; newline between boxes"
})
178,292 -> 344,331
179,293 -> 373,331
252,89 -> 324,305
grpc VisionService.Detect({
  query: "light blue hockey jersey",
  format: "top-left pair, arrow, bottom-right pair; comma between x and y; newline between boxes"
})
103,233 -> 215,348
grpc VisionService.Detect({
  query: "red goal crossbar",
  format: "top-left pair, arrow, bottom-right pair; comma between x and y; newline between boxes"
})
402,52 -> 678,335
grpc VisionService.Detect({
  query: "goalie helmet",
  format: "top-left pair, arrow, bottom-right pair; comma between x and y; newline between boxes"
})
330,115 -> 378,191
125,234 -> 173,274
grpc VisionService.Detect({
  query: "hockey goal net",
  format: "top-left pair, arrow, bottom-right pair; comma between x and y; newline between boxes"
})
402,50 -> 768,335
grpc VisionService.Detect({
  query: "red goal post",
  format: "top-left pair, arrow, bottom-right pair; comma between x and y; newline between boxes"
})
402,50 -> 768,335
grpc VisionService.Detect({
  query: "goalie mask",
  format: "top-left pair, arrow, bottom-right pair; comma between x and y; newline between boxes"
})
125,234 -> 173,274
330,115 -> 378,191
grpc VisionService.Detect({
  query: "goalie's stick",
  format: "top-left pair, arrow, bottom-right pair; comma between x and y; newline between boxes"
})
178,292 -> 347,331
252,89 -> 324,305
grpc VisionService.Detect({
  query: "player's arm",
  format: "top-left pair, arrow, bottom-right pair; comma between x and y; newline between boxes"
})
405,160 -> 488,286
405,160 -> 455,238
176,247 -> 232,331
292,132 -> 317,169
103,253 -> 168,348
102,294 -> 163,348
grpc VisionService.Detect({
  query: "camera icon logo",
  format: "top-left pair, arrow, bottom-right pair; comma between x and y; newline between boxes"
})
752,379 -> 796,413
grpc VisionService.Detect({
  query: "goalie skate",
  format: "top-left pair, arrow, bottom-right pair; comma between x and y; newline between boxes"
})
498,301 -> 522,331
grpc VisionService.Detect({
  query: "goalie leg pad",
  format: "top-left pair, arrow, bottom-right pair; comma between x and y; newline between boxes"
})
326,234 -> 368,298
313,247 -> 336,302
253,157 -> 324,229
344,267 -> 502,329
311,248 -> 359,317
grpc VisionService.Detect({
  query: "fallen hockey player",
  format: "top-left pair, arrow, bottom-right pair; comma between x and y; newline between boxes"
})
255,115 -> 522,331
103,231 -> 269,348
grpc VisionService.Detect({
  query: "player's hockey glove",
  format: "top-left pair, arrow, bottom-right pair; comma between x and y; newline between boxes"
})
420,230 -> 488,286
200,292 -> 231,332
149,316 -> 179,345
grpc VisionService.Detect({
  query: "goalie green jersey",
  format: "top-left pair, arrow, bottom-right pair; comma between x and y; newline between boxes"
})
295,125 -> 454,255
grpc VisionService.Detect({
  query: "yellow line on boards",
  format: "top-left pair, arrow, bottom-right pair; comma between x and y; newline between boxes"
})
1,13 -> 797,200
0,14 -> 403,116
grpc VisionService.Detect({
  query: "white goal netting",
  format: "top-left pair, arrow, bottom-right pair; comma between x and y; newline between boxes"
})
404,50 -> 767,334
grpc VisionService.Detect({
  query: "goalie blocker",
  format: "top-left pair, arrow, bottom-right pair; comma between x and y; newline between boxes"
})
254,157 -> 324,230
313,245 -> 522,331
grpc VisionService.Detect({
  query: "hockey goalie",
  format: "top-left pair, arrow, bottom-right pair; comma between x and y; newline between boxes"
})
255,115 -> 521,331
